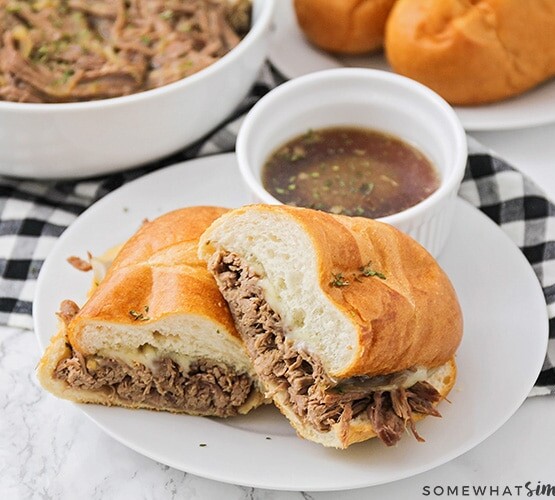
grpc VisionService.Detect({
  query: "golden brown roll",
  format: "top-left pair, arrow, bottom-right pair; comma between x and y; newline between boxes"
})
293,0 -> 398,54
199,204 -> 463,448
37,206 -> 265,418
385,0 -> 555,105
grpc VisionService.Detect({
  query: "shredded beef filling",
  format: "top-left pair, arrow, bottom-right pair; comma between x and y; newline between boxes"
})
55,350 -> 254,417
209,251 -> 442,446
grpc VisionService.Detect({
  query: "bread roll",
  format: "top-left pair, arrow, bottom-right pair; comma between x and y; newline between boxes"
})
199,204 -> 462,448
37,206 -> 265,418
294,0 -> 398,54
385,0 -> 555,105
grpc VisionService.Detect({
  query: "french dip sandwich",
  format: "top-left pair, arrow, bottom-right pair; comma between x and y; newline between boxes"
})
199,205 -> 463,448
37,206 -> 265,417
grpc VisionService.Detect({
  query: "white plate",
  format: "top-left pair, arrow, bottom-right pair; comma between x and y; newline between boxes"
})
34,153 -> 548,491
269,0 -> 555,132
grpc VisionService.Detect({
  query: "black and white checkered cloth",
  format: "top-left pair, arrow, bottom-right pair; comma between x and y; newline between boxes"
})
1,64 -> 553,397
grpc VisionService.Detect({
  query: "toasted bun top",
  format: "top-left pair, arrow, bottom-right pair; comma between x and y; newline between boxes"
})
385,0 -> 555,105
199,204 -> 463,378
293,0 -> 397,54
69,206 -> 241,350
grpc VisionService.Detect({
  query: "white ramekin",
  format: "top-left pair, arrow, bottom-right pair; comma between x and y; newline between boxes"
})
236,68 -> 467,257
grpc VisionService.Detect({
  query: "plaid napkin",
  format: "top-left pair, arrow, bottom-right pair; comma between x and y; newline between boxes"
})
1,64 -> 553,397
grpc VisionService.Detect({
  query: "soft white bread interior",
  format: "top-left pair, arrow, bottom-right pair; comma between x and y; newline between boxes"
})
202,207 -> 356,376
199,204 -> 462,378
37,206 -> 265,416
199,204 -> 462,447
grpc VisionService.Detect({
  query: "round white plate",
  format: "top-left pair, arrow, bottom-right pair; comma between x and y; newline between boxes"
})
34,154 -> 548,491
269,0 -> 555,132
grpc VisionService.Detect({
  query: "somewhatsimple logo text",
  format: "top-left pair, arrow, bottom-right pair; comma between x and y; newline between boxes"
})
422,482 -> 555,497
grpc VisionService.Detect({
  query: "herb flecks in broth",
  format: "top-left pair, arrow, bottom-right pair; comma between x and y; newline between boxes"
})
262,127 -> 439,219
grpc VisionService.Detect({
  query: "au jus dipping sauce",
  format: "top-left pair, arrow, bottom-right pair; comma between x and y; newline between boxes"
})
262,127 -> 440,218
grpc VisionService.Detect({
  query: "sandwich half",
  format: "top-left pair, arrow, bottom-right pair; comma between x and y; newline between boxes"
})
199,205 -> 463,447
37,206 -> 265,417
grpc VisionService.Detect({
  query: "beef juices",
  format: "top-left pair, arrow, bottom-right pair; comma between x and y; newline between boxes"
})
262,126 -> 439,219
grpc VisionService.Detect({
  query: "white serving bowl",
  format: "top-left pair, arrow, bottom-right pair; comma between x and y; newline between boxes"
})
0,0 -> 275,179
236,68 -> 467,257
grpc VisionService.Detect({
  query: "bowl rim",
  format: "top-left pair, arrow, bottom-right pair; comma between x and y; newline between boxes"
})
236,67 -> 468,226
0,0 -> 275,113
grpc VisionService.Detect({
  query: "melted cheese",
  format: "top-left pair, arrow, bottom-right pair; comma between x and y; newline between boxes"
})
331,365 -> 437,394
96,344 -> 193,373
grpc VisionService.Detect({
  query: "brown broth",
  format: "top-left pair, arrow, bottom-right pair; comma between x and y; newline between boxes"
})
261,127 -> 440,218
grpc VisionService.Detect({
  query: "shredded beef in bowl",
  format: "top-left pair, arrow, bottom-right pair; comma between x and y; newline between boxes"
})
0,0 -> 274,178
0,0 -> 251,103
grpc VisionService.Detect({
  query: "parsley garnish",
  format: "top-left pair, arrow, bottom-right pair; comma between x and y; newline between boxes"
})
330,273 -> 349,287
59,68 -> 75,85
302,128 -> 322,144
330,263 -> 386,288
360,262 -> 386,280
140,34 -> 152,45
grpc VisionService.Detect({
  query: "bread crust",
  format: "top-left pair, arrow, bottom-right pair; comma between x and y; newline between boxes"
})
385,0 -> 555,105
68,206 -> 241,351
202,204 -> 463,379
294,0 -> 397,54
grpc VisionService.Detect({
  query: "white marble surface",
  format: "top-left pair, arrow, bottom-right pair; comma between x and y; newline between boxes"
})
2,126 -> 555,499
